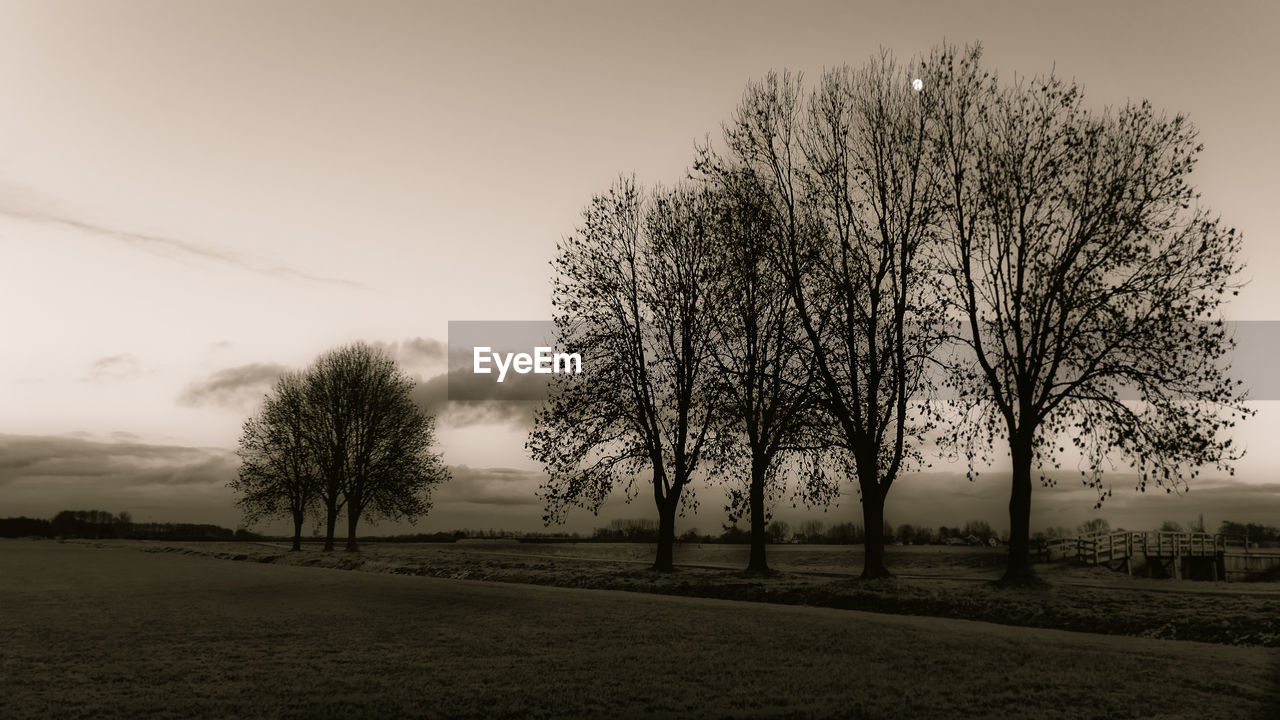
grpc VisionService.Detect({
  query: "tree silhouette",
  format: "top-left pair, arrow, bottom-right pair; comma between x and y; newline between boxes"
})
698,168 -> 827,574
529,178 -> 726,571
232,372 -> 318,551
708,56 -> 945,578
302,343 -> 449,552
928,44 -> 1251,583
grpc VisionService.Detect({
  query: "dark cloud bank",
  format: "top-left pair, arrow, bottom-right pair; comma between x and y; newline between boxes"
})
2,433 -> 1277,535
0,434 -> 546,531
0,433 -> 241,525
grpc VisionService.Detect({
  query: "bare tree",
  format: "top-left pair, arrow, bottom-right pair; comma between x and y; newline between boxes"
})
231,372 -> 318,551
304,349 -> 354,551
529,178 -> 725,571
929,44 -> 1251,583
1077,518 -> 1111,536
302,343 -> 449,552
697,168 -> 826,573
713,56 -> 944,578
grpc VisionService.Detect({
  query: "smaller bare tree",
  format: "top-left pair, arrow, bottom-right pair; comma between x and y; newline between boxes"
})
697,168 -> 828,574
232,372 -> 318,551
529,178 -> 727,571
303,343 -> 449,552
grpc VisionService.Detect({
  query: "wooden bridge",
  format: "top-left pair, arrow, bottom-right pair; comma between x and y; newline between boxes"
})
1035,531 -> 1280,582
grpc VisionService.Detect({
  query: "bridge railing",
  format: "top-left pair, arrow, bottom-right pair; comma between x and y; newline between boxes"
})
1063,531 -> 1232,564
1073,530 -> 1142,564
1036,530 -> 1277,565
1033,536 -> 1079,562
1140,531 -> 1224,558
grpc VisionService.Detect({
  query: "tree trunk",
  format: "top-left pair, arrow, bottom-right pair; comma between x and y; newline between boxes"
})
746,453 -> 769,574
290,510 -> 304,552
323,503 -> 338,552
653,498 -> 677,572
860,482 -> 891,579
1003,433 -> 1036,584
345,506 -> 361,552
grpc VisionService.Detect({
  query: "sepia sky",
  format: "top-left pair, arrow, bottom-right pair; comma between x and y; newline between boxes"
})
2,0 -> 1278,532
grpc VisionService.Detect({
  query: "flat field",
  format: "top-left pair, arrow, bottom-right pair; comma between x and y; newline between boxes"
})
122,539 -> 1280,646
2,540 -> 1278,719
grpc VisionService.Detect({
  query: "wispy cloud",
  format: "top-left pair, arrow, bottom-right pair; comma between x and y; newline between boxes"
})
82,354 -> 142,383
371,337 -> 447,370
0,203 -> 366,290
177,363 -> 289,411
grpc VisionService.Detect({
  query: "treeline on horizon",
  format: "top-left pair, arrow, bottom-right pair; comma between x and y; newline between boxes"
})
0,511 -> 251,541
5,511 -> 1277,548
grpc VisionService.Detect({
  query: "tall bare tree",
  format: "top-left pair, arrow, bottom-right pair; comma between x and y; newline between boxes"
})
529,178 -> 725,571
929,44 -> 1251,582
303,342 -> 449,552
232,372 -> 318,551
712,56 -> 944,578
698,168 -> 826,573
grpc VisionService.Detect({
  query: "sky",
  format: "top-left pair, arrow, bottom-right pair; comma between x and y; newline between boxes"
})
2,0 -> 1278,534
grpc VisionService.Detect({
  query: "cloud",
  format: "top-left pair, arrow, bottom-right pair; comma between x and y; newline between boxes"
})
0,435 -> 546,528
177,363 -> 289,411
0,201 -> 366,290
368,337 -> 447,372
177,343 -> 530,428
0,434 -> 239,523
0,434 -> 234,485
403,337 -> 446,362
412,370 -> 537,428
432,465 -> 544,507
82,354 -> 142,383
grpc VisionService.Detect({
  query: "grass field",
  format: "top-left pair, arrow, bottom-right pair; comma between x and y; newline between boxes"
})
2,540 -> 1278,718
110,539 -> 1280,647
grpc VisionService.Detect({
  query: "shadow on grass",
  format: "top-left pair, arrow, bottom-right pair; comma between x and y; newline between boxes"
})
992,573 -> 1052,590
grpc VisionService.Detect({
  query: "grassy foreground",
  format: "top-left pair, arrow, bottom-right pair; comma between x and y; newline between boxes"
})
2,540 -> 1278,719
121,539 -> 1280,647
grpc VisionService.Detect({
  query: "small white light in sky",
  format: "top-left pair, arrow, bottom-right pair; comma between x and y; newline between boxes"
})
912,78 -> 923,92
